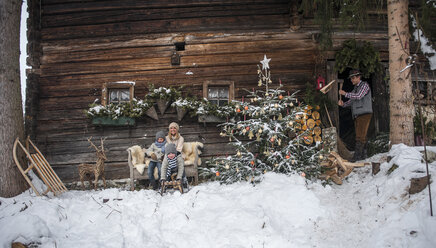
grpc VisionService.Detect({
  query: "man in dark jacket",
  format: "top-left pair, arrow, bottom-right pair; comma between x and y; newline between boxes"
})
338,69 -> 373,161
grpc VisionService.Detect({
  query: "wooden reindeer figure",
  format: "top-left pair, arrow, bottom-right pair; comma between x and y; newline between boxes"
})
78,137 -> 107,190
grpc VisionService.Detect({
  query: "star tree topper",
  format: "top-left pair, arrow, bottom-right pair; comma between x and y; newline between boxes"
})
260,55 -> 271,70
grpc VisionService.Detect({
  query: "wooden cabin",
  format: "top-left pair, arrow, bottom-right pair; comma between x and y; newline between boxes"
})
24,0 -> 434,183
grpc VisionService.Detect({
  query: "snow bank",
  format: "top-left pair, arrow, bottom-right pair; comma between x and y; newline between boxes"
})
1,145 -> 435,248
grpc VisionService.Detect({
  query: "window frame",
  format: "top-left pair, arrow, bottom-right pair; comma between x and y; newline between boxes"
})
203,80 -> 235,105
101,81 -> 135,106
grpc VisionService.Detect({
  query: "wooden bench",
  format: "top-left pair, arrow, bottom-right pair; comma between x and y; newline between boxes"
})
127,142 -> 201,190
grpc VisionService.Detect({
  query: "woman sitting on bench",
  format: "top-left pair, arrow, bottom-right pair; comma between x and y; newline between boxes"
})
166,122 -> 184,158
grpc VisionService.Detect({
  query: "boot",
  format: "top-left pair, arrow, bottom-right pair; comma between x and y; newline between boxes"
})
152,180 -> 159,190
361,142 -> 368,160
351,142 -> 364,162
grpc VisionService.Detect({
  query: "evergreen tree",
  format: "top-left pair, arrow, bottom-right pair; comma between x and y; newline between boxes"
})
203,55 -> 328,184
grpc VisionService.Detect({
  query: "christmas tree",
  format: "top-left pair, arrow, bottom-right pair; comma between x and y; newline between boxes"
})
203,55 -> 328,184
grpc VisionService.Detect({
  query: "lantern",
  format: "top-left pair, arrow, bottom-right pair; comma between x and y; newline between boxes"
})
316,75 -> 325,90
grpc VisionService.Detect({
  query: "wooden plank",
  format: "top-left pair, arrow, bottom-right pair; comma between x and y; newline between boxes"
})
39,51 -> 315,77
41,15 -> 289,41
42,39 -> 316,64
41,0 -> 290,14
42,4 -> 288,28
41,32 -> 313,53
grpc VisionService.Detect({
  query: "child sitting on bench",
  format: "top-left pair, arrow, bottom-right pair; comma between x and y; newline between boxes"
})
145,131 -> 166,190
160,143 -> 184,183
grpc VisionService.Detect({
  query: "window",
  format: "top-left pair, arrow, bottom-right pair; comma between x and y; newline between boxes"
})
109,88 -> 130,104
208,87 -> 229,106
102,81 -> 135,106
203,80 -> 234,106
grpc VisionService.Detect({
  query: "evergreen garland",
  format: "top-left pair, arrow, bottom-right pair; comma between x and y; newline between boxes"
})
334,39 -> 381,77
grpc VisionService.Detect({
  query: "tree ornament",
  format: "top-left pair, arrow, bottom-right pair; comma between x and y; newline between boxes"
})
285,155 -> 290,159
265,92 -> 269,96
288,120 -> 294,126
248,130 -> 254,139
274,103 -> 278,108
258,128 -> 263,133
260,55 -> 271,70
278,139 -> 282,146
250,160 -> 255,165
237,151 -> 241,157
319,155 -> 324,160
258,80 -> 262,86
301,172 -> 306,177
244,106 -> 249,110
256,133 -> 261,141
225,164 -> 230,170
242,129 -> 247,135
270,137 -> 275,143
279,95 -> 283,100
290,102 -> 294,107
245,126 -> 250,131
292,160 -> 296,164
274,163 -> 279,167
278,113 -> 283,120
236,108 -> 241,113
216,171 -> 220,176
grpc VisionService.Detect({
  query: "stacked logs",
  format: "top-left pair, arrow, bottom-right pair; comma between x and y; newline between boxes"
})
293,105 -> 322,145
320,151 -> 369,185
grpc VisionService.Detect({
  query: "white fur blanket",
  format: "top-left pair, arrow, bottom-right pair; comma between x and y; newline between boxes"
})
182,142 -> 203,166
127,145 -> 149,175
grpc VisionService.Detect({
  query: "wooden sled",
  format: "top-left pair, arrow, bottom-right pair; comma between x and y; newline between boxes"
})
160,173 -> 188,195
13,137 -> 68,196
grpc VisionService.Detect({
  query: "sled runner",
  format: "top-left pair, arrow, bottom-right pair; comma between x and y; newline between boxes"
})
13,137 -> 68,196
160,173 -> 189,195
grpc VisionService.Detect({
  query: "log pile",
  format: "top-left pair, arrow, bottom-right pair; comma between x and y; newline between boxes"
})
320,151 -> 369,185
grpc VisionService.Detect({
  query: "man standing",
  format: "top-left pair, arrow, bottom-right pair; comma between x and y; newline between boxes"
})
338,69 -> 373,161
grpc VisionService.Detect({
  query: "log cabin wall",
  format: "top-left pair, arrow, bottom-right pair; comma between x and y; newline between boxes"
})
26,0 -> 392,182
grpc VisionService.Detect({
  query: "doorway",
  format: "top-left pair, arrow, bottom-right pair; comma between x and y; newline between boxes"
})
337,68 -> 375,151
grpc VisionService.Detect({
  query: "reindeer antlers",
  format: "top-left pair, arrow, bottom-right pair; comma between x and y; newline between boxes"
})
87,136 -> 107,152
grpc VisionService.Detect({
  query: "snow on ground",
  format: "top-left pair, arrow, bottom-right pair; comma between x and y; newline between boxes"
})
1,144 -> 436,248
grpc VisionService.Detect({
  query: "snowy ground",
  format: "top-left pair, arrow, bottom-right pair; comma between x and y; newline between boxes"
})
1,144 -> 436,248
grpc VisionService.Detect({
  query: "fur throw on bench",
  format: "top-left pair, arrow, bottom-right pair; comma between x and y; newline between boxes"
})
127,145 -> 149,175
182,142 -> 203,166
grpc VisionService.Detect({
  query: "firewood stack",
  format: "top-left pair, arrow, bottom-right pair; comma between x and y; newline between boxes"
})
319,151 -> 369,185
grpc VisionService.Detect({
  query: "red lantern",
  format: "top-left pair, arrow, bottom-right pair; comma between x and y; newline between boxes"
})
316,75 -> 325,90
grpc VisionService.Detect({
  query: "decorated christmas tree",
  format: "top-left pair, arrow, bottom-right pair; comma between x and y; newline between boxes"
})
203,55 -> 328,184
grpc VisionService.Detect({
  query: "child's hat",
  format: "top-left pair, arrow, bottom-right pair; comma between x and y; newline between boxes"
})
165,143 -> 177,155
156,131 -> 165,141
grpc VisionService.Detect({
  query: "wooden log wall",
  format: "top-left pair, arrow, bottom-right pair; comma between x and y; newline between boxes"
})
27,0 -> 397,182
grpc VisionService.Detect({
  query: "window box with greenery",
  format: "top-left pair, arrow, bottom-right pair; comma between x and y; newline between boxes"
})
196,99 -> 236,123
198,81 -> 235,123
85,98 -> 155,126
